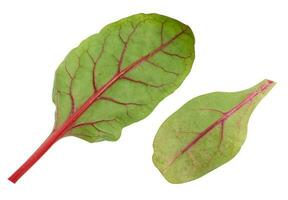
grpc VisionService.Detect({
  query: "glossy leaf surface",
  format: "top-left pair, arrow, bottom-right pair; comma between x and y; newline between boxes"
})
153,80 -> 275,183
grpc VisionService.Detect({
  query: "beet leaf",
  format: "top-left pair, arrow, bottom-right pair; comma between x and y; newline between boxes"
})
9,13 -> 195,183
153,79 -> 275,183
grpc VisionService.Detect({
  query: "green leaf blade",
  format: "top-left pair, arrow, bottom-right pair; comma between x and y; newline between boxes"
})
9,13 -> 195,183
53,13 -> 195,142
153,79 -> 275,184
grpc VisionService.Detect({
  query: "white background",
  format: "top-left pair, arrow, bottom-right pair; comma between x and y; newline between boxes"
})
0,0 -> 287,199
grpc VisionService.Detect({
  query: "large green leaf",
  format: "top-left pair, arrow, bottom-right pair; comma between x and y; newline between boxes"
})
153,79 -> 275,184
9,13 -> 195,183
52,13 -> 195,142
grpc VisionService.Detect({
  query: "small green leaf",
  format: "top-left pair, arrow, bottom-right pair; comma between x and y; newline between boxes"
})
9,13 -> 195,183
153,79 -> 275,184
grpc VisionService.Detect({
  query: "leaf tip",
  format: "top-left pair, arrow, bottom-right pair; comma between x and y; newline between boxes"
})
259,79 -> 276,94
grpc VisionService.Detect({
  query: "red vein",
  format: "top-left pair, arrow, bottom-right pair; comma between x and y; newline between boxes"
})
99,96 -> 144,117
118,26 -> 126,44
161,50 -> 191,59
65,26 -> 187,132
160,21 -> 167,44
8,26 -> 188,183
147,60 -> 179,76
204,121 -> 225,167
87,39 -> 106,91
64,63 -> 73,79
64,63 -> 75,113
121,76 -> 166,88
101,96 -> 144,106
68,119 -> 116,131
100,96 -> 144,118
199,108 -> 225,115
64,57 -> 81,114
168,80 -> 274,166
118,22 -> 142,72
91,125 -> 110,135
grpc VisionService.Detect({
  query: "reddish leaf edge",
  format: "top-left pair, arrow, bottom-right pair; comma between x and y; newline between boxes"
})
8,27 -> 188,184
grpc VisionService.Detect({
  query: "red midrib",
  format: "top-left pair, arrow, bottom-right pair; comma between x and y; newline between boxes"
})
57,27 -> 188,139
8,27 -> 188,183
169,80 -> 274,166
